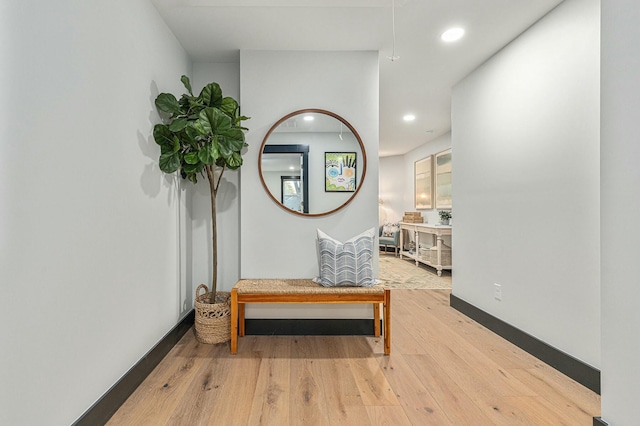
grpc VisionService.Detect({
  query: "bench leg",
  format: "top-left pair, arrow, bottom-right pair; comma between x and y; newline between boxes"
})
373,303 -> 381,337
231,289 -> 238,354
384,289 -> 391,355
239,303 -> 246,337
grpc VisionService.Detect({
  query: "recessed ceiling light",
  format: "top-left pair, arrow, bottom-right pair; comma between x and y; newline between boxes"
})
403,114 -> 416,122
441,27 -> 465,42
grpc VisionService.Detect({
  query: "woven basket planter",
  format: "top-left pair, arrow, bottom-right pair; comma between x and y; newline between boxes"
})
194,284 -> 231,344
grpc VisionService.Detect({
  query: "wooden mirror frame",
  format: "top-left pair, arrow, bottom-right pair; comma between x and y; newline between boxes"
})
258,109 -> 368,217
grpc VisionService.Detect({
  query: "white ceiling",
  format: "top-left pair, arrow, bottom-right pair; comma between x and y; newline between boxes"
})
151,0 -> 564,157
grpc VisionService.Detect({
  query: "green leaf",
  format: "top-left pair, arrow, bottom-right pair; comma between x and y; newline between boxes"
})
198,144 -> 219,165
159,143 -> 172,154
187,96 -> 203,110
217,137 -> 233,158
159,151 -> 180,173
160,143 -> 176,155
183,162 -> 201,174
235,115 -> 250,128
220,97 -> 238,117
153,124 -> 173,146
181,75 -> 193,95
218,127 -> 244,146
184,151 -> 199,165
155,93 -> 181,115
198,107 -> 232,136
184,125 -> 201,146
192,120 -> 206,136
159,135 -> 179,155
226,152 -> 243,169
179,95 -> 191,112
199,83 -> 223,108
168,118 -> 188,132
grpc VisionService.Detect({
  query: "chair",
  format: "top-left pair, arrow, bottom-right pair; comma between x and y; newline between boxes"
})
379,225 -> 401,256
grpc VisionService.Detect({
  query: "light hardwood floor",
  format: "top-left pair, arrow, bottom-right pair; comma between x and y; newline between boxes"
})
108,290 -> 600,425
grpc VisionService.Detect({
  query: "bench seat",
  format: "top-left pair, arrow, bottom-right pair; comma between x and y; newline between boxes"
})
230,279 -> 391,355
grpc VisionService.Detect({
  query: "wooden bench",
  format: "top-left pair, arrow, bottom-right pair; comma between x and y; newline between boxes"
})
230,279 -> 391,355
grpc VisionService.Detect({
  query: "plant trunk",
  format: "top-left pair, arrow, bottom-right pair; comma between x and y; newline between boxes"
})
206,166 -> 217,299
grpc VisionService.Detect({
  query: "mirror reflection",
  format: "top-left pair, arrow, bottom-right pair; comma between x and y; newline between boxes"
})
259,109 -> 367,216
262,145 -> 309,214
282,176 -> 302,211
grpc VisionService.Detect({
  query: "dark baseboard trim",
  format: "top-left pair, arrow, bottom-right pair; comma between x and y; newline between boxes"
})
593,417 -> 608,425
73,310 -> 195,426
245,318 -> 376,336
450,294 -> 601,395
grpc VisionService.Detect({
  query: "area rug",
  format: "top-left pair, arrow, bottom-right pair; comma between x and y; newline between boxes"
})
379,254 -> 452,290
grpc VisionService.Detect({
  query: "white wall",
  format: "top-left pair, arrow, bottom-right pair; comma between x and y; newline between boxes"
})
0,1 -> 190,424
601,0 -> 640,422
379,155 -> 404,225
452,0 -> 600,368
240,50 -> 379,319
190,62 -> 242,294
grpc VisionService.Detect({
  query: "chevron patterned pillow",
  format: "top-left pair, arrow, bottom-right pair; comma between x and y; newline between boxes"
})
314,227 -> 376,287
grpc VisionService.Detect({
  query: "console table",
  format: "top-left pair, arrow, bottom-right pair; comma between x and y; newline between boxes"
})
399,222 -> 452,276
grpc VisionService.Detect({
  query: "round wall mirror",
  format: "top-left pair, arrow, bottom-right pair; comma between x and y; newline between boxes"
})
259,109 -> 367,217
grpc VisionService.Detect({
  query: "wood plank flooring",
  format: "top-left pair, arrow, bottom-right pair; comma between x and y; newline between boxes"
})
107,290 -> 600,425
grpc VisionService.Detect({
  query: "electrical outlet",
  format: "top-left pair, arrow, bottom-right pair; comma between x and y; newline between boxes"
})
494,283 -> 502,301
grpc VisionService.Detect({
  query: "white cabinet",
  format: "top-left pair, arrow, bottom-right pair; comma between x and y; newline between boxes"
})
399,222 -> 452,276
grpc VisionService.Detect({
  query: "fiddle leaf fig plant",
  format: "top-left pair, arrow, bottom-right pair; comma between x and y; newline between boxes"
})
153,75 -> 249,298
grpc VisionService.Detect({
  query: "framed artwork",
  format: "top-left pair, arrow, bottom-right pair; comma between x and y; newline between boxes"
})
414,156 -> 433,209
435,148 -> 452,209
325,152 -> 357,192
